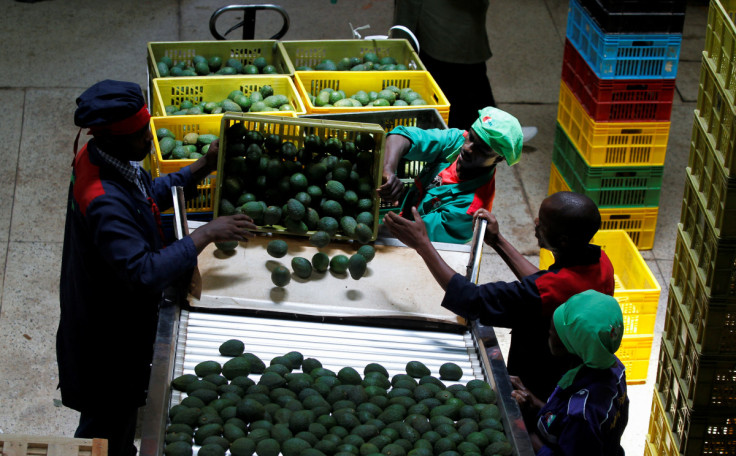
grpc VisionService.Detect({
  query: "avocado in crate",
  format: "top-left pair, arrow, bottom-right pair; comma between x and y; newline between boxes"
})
163,84 -> 294,116
148,40 -> 295,79
215,114 -> 385,242
152,75 -> 306,117
282,39 -> 426,71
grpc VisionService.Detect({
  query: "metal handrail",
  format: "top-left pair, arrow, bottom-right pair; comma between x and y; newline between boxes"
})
209,4 -> 290,40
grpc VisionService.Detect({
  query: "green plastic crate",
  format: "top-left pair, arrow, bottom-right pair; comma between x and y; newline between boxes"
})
553,124 -> 664,207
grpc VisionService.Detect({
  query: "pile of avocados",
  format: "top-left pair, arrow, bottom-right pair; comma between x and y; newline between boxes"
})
163,85 -> 293,116
156,55 -> 280,77
307,86 -> 426,109
165,342 -> 512,456
156,129 -> 218,161
265,241 -> 376,286
218,122 -> 378,242
296,52 -> 413,72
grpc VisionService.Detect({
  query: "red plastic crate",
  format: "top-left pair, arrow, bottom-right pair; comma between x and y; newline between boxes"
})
562,40 -> 676,122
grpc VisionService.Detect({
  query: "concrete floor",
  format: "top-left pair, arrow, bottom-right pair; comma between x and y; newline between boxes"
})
0,0 -> 710,455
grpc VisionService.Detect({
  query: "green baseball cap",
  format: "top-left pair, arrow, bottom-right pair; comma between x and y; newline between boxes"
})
471,107 -> 523,166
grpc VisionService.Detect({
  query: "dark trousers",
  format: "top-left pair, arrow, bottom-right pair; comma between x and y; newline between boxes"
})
420,51 -> 496,130
75,407 -> 139,456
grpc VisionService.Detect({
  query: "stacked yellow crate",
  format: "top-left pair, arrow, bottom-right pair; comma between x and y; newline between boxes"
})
647,0 -> 736,454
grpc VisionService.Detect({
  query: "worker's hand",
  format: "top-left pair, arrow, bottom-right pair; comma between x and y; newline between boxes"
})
377,172 -> 403,207
204,139 -> 220,172
473,208 -> 500,246
383,207 -> 431,251
510,376 -> 545,413
190,214 -> 257,253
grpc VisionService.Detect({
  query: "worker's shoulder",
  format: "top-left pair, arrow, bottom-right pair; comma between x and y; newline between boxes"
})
567,367 -> 626,422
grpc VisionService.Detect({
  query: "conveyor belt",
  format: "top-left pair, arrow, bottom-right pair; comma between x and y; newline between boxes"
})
171,311 -> 482,405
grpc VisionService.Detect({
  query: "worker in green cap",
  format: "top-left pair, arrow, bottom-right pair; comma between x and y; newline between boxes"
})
377,106 -> 523,244
510,289 -> 629,455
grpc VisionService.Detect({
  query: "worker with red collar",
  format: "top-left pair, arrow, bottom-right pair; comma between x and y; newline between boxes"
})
57,80 -> 256,455
377,106 -> 523,244
384,191 -> 616,402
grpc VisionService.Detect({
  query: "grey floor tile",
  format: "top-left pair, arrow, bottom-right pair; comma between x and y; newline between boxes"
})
2,1 -> 177,90
509,103 -> 561,219
489,0 -> 567,104
652,98 -> 695,259
11,89 -> 80,243
181,0 -> 394,41
677,60 -> 705,102
0,90 -> 23,243
0,241 -> 77,435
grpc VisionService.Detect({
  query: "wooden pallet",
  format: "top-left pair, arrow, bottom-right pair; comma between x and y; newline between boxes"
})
0,435 -> 107,456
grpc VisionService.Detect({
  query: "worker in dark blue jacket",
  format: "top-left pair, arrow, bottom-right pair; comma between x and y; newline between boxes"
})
510,290 -> 629,455
384,191 -> 615,401
57,80 -> 256,456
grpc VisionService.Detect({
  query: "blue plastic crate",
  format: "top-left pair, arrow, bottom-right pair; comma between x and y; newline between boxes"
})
566,0 -> 682,79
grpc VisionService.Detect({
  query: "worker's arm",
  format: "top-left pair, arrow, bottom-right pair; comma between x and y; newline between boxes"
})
377,134 -> 412,205
377,127 -> 466,205
189,214 -> 257,254
383,208 -> 456,290
187,138 -> 220,183
473,209 -> 539,280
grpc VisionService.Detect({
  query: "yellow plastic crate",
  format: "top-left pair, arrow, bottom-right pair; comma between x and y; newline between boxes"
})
150,115 -> 223,177
152,75 -> 306,117
282,39 -> 426,71
646,392 -> 680,456
147,40 -> 295,79
148,115 -> 219,213
294,71 -> 450,124
558,81 -> 670,166
548,165 -> 659,249
215,114 -> 386,241
617,334 -> 654,384
695,55 -> 736,178
704,0 -> 736,107
540,229 -> 661,340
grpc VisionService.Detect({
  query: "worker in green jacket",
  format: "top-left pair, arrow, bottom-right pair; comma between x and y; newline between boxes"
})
377,106 -> 523,244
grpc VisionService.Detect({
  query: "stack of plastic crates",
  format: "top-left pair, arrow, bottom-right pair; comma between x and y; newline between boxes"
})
550,0 -> 685,251
648,0 -> 736,454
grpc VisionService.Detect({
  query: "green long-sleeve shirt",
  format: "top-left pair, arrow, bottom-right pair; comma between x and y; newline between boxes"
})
390,126 -> 496,244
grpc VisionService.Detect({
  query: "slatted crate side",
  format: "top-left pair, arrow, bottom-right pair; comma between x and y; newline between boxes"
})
703,0 -> 736,107
562,40 -> 676,122
673,221 -> 736,300
0,436 -> 107,456
558,81 -> 670,166
566,0 -> 682,79
696,55 -> 736,175
646,392 -> 681,456
658,320 -> 736,412
552,124 -> 664,207
578,0 -> 685,33
666,278 -> 736,355
548,164 -> 659,249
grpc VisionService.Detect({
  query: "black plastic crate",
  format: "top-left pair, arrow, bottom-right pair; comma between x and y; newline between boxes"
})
579,0 -> 686,33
